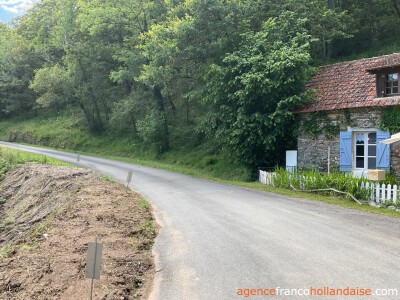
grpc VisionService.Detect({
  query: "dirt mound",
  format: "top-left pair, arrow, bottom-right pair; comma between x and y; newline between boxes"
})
0,164 -> 156,300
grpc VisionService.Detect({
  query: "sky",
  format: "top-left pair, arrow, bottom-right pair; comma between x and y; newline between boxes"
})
0,0 -> 38,23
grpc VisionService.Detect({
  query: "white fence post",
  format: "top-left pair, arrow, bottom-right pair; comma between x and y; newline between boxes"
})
376,183 -> 380,203
370,183 -> 375,202
267,172 -> 272,185
258,170 -> 399,205
363,181 -> 399,204
259,171 -> 277,186
387,184 -> 392,203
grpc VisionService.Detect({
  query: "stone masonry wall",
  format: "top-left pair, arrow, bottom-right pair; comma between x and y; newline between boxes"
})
390,145 -> 400,179
297,108 -> 388,173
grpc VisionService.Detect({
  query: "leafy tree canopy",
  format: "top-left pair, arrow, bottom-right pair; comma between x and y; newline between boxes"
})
1,0 -> 400,171
201,13 -> 314,167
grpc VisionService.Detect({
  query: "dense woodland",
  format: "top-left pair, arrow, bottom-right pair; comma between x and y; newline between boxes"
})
1,0 -> 400,176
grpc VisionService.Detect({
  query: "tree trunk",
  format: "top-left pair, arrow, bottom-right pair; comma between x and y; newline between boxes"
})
154,86 -> 169,153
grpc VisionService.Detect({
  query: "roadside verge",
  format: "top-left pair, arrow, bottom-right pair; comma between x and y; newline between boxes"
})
0,162 -> 157,299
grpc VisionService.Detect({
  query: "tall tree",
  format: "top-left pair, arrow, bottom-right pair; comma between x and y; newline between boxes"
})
0,25 -> 40,118
201,13 -> 314,167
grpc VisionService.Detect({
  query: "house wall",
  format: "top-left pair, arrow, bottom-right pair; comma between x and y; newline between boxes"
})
297,108 -> 386,173
390,144 -> 400,178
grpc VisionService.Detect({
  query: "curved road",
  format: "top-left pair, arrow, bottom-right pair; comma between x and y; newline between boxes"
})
1,142 -> 400,299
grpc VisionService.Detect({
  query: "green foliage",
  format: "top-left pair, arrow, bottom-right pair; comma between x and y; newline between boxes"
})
0,217 -> 14,229
139,198 -> 151,210
380,107 -> 400,133
272,168 -> 372,201
0,146 -> 69,180
322,123 -> 340,139
299,112 -> 326,137
19,243 -> 36,250
30,65 -> 73,111
283,0 -> 354,60
334,0 -> 400,58
343,109 -> 354,126
202,12 -> 313,167
0,246 -> 12,258
299,111 -> 340,139
136,111 -> 167,154
383,173 -> 398,185
100,174 -> 116,183
2,0 -> 400,178
134,220 -> 157,250
0,25 -> 41,118
0,115 -> 253,181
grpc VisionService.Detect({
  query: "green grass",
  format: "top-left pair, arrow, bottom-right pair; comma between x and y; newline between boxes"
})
0,146 -> 70,167
0,217 -> 14,229
0,145 -> 71,181
0,246 -> 12,257
136,220 -> 157,238
100,174 -> 117,183
270,168 -> 379,202
19,243 -> 37,250
133,220 -> 157,250
139,197 -> 151,210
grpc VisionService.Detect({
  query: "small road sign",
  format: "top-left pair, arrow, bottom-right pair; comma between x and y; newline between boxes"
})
126,170 -> 133,187
86,238 -> 103,300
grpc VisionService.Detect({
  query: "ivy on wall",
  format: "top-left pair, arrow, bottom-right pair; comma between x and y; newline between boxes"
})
343,109 -> 354,127
380,107 -> 400,133
299,111 -> 340,140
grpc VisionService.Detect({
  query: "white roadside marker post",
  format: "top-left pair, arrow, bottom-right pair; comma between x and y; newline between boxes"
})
85,238 -> 103,300
126,170 -> 133,187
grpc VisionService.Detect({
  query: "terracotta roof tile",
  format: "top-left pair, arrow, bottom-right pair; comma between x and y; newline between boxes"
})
296,53 -> 400,113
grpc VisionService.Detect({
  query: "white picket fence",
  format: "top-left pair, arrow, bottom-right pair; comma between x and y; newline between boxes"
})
258,170 -> 398,204
361,182 -> 397,204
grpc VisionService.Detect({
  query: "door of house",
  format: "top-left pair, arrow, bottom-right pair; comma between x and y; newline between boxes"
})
340,130 -> 390,173
353,132 -> 376,177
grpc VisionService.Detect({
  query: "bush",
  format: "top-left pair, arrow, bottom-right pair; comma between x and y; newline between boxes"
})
136,111 -> 166,154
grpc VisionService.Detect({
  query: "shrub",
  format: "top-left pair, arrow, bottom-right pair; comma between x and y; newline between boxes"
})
272,168 -> 373,201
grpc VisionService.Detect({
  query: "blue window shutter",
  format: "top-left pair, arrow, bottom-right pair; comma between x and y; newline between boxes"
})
377,130 -> 391,171
339,131 -> 352,172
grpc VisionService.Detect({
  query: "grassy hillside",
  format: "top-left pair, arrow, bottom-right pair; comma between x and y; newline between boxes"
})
0,114 -> 253,181
0,146 -> 70,182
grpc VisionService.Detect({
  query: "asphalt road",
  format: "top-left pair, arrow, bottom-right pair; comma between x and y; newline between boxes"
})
1,141 -> 400,300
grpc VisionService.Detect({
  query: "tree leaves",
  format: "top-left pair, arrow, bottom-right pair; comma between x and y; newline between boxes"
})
1,0 -> 399,167
202,13 -> 313,167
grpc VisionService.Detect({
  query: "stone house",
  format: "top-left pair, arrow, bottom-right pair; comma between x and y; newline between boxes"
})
296,53 -> 400,177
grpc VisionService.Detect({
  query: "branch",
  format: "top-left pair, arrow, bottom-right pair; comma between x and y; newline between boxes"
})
289,184 -> 364,205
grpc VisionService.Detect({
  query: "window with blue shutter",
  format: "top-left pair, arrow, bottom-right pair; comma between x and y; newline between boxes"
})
376,130 -> 391,171
339,131 -> 352,171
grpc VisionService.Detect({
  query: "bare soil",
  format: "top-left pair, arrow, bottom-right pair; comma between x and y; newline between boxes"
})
0,164 -> 157,300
